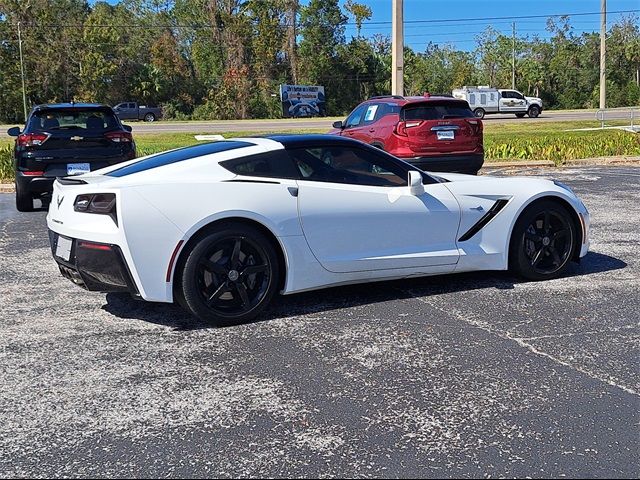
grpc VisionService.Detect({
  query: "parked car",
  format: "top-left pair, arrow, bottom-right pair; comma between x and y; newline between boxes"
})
47,135 -> 590,326
7,103 -> 135,212
329,94 -> 484,175
113,102 -> 162,122
452,86 -> 543,119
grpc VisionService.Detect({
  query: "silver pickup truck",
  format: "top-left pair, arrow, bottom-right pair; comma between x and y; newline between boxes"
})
113,102 -> 162,122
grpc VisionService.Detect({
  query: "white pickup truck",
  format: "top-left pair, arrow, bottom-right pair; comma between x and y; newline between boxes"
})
452,86 -> 543,119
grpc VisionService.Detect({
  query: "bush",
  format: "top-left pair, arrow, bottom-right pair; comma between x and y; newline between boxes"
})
1,144 -> 13,181
485,130 -> 640,164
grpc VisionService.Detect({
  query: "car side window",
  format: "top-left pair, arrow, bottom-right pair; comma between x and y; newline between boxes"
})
288,146 -> 408,187
362,104 -> 380,125
220,151 -> 300,179
344,105 -> 367,129
502,91 -> 512,99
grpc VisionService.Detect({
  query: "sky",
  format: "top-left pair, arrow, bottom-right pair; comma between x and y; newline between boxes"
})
338,0 -> 640,51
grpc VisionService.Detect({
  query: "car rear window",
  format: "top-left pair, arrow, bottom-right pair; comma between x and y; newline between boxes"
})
107,141 -> 253,177
402,101 -> 474,121
29,109 -> 120,132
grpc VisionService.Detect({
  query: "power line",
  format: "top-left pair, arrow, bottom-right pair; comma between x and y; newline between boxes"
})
6,9 -> 638,29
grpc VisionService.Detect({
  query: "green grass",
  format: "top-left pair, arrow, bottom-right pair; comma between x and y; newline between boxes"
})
1,122 -> 638,182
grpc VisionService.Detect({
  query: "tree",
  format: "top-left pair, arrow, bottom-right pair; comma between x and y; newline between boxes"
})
344,0 -> 371,38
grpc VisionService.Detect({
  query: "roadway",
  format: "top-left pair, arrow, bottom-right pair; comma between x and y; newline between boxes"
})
1,109 -> 635,136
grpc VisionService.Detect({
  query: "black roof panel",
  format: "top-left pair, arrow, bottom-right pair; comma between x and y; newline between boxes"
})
265,133 -> 363,148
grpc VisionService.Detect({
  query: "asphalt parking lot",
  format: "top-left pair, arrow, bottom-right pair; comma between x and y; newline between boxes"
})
0,166 -> 638,478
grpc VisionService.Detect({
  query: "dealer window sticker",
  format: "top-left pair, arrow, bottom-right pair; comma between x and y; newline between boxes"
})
364,105 -> 378,122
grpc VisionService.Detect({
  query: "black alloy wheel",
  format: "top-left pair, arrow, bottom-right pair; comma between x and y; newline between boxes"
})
510,200 -> 577,280
180,224 -> 279,325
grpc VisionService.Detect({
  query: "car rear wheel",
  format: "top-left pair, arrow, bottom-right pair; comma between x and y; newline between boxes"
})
473,108 -> 485,119
179,224 -> 279,326
144,113 -> 156,122
528,105 -> 540,118
509,199 -> 577,281
15,181 -> 34,212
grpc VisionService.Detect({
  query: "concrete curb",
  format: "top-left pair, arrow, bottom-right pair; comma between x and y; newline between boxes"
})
1,157 -> 638,194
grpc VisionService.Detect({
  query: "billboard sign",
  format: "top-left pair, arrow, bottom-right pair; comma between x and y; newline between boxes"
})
280,84 -> 326,118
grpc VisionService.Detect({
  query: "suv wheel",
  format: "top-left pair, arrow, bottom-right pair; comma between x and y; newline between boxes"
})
473,108 -> 485,119
528,105 -> 540,118
144,113 -> 156,122
15,181 -> 34,212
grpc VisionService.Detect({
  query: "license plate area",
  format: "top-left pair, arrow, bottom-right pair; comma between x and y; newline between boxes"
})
67,163 -> 90,175
55,235 -> 73,262
437,130 -> 455,141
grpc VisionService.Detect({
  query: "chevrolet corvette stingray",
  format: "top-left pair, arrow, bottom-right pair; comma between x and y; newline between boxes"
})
46,135 -> 590,326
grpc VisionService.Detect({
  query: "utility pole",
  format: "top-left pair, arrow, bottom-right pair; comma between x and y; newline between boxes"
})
17,22 -> 28,121
599,0 -> 606,109
511,22 -> 516,90
391,0 -> 404,96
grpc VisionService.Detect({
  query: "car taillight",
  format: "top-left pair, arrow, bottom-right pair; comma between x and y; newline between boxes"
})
466,119 -> 483,135
394,121 -> 423,137
17,133 -> 50,147
395,121 -> 407,136
105,131 -> 132,143
74,193 -> 117,224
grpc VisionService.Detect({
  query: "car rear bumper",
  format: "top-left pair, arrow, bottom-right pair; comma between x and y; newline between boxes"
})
401,153 -> 485,175
48,229 -> 139,295
15,173 -> 55,194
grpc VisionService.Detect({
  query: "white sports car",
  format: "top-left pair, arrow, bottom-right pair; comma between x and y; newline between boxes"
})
46,135 -> 590,326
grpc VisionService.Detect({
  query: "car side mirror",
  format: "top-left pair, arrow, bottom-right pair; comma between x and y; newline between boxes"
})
408,170 -> 424,196
7,126 -> 21,137
332,120 -> 344,129
123,125 -> 132,132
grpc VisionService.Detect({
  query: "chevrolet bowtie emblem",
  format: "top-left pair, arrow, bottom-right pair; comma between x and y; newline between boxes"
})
70,136 -> 83,141
57,195 -> 64,208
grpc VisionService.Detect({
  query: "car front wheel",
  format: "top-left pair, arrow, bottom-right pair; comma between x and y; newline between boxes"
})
179,223 -> 280,326
528,105 -> 540,118
509,199 -> 577,281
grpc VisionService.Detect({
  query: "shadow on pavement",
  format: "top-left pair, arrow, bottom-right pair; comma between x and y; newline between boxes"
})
102,251 -> 626,331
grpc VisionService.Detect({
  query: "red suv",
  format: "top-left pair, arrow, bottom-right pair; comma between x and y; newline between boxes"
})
329,94 -> 484,174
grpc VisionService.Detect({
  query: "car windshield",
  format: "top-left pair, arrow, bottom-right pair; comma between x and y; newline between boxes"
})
403,102 -> 474,120
28,109 -> 120,132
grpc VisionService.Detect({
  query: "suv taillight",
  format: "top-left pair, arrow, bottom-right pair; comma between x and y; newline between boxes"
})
394,120 -> 423,137
17,133 -> 50,147
466,118 -> 483,135
105,131 -> 133,143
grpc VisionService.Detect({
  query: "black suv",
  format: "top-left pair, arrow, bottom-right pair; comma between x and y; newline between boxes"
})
8,103 -> 136,211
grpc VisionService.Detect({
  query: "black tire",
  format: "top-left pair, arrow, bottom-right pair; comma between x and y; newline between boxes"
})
179,223 -> 280,326
15,181 -> 34,212
509,199 -> 577,281
528,105 -> 540,118
473,108 -> 485,119
143,113 -> 156,122
515,113 -> 526,118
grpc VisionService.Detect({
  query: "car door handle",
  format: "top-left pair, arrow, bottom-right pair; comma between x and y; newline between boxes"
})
369,128 -> 375,132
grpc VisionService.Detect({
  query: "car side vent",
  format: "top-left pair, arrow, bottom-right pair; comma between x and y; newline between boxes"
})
458,199 -> 510,242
